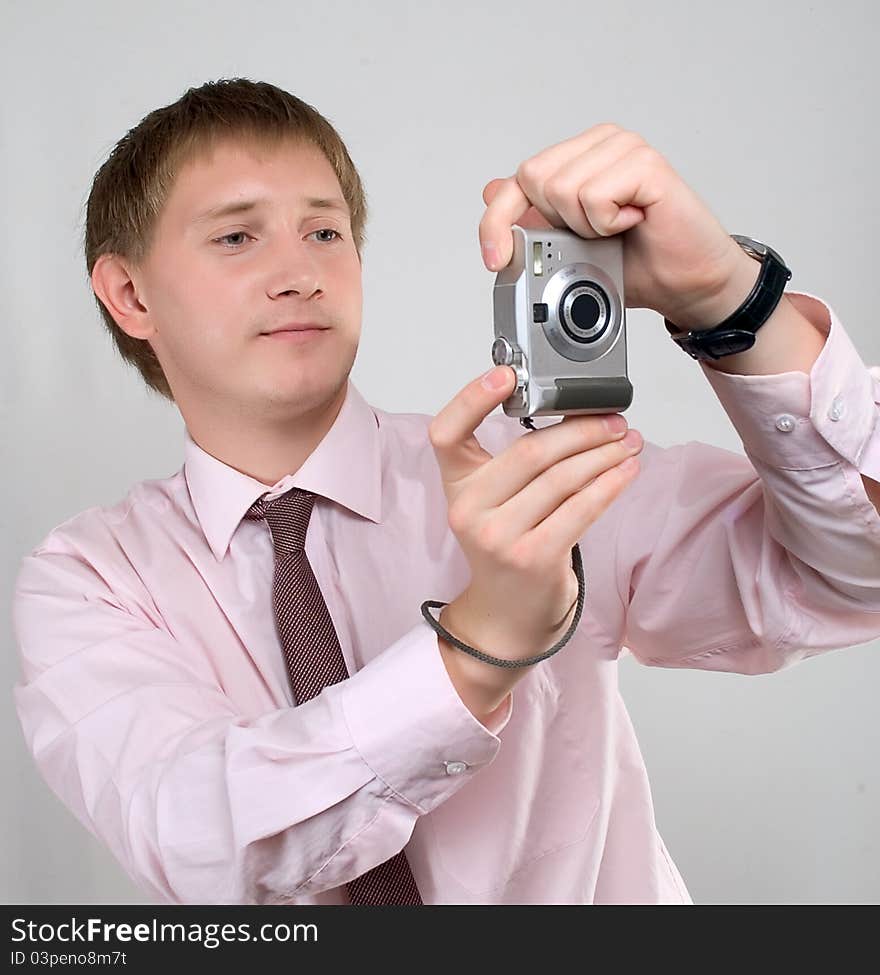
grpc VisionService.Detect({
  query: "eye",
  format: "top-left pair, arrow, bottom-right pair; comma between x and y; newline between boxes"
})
212,228 -> 344,249
213,231 -> 252,248
310,228 -> 344,243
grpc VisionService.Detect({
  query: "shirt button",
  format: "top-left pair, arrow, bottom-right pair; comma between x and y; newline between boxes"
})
444,761 -> 468,775
828,395 -> 845,421
775,414 -> 797,433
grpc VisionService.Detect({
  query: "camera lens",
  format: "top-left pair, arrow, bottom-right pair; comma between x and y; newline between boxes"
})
572,294 -> 601,330
558,281 -> 611,344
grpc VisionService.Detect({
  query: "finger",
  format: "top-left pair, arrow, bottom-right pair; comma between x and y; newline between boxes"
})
479,175 -> 565,271
492,430 -> 643,544
571,143 -> 664,238
483,178 -> 556,231
525,450 -> 641,556
481,178 -> 555,260
508,123 -> 626,222
428,365 -> 517,484
479,124 -> 628,269
481,179 -> 505,207
542,130 -> 649,239
468,413 -> 629,511
510,130 -> 636,240
518,122 -> 625,177
508,129 -> 646,245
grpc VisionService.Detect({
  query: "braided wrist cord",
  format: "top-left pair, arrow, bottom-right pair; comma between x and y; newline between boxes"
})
420,541 -> 585,668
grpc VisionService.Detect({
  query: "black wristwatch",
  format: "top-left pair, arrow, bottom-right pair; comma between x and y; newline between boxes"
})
664,235 -> 792,361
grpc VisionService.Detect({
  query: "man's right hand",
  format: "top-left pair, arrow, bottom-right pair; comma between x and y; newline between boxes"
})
427,364 -> 644,721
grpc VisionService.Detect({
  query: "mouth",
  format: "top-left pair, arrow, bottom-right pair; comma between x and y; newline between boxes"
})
259,324 -> 330,344
260,323 -> 330,335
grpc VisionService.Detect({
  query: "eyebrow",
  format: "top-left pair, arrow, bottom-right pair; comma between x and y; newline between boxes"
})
190,196 -> 350,225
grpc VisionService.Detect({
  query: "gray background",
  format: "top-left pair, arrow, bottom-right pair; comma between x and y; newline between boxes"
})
3,0 -> 878,904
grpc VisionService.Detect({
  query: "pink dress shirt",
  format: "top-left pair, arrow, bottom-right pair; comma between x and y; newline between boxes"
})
12,290 -> 880,905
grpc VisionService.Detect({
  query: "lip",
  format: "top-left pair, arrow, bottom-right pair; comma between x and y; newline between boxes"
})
259,325 -> 329,344
261,322 -> 329,335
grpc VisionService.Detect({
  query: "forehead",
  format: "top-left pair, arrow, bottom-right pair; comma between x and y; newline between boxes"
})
168,138 -> 344,221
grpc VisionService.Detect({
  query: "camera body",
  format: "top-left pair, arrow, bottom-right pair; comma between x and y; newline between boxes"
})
491,226 -> 632,418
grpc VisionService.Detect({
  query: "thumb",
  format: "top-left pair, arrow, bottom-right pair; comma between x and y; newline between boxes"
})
480,364 -> 516,395
428,366 -> 517,482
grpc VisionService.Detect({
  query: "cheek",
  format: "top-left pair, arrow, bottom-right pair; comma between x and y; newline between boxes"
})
345,276 -> 363,315
339,259 -> 363,313
154,301 -> 239,369
168,277 -> 244,347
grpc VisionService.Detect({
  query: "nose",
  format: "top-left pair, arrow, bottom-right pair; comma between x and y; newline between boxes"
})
266,234 -> 323,299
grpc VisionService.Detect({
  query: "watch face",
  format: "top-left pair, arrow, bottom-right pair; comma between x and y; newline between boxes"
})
731,234 -> 790,271
731,234 -> 767,261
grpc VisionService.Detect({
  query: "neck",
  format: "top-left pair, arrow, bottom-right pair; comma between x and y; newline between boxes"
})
184,379 -> 349,486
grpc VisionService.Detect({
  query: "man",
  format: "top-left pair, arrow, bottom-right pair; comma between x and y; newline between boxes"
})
12,77 -> 880,904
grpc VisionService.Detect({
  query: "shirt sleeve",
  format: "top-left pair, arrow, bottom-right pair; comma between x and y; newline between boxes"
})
618,290 -> 880,674
11,544 -> 512,905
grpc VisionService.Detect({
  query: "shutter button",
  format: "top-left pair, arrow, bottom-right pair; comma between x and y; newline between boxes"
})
444,761 -> 468,775
775,414 -> 796,433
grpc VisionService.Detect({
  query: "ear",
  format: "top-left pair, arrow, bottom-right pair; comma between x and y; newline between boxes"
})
90,254 -> 155,340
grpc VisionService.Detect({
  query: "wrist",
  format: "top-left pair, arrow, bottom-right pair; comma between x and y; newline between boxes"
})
440,586 -> 574,666
427,551 -> 585,719
437,633 -> 520,722
664,246 -> 760,333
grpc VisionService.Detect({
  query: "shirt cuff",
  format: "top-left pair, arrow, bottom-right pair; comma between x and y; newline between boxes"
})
339,620 -> 513,816
697,290 -> 880,474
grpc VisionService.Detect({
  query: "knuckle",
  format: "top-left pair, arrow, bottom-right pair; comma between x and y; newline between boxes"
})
516,157 -> 541,186
428,421 -> 453,451
611,128 -> 644,149
607,461 -> 628,482
516,433 -> 547,469
427,420 -> 442,445
578,183 -> 603,209
505,538 -> 535,572
546,456 -> 575,494
585,470 -> 612,498
446,500 -> 470,536
632,143 -> 664,167
613,456 -> 639,481
580,415 -> 608,439
544,175 -> 576,205
475,515 -> 504,555
607,449 -> 632,474
591,453 -> 619,482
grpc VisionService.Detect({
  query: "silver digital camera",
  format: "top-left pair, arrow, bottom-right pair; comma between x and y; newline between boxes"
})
490,225 -> 632,422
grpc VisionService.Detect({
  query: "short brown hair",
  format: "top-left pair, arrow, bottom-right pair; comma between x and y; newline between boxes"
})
84,77 -> 369,403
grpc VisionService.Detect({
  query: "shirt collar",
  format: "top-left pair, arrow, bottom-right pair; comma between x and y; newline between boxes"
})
183,380 -> 383,562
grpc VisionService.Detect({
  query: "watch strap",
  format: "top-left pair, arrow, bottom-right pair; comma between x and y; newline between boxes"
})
664,237 -> 792,360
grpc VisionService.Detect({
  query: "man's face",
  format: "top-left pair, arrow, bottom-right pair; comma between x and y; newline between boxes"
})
130,137 -> 362,423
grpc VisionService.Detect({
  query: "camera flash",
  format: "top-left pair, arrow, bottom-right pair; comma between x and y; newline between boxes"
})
532,241 -> 543,276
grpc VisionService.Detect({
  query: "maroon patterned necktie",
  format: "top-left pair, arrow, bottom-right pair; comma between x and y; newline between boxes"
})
245,487 -> 423,905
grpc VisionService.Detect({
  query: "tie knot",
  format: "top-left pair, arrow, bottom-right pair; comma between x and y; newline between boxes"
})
245,487 -> 317,557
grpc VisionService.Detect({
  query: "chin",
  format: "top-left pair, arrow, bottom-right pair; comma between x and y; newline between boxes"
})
270,368 -> 350,410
